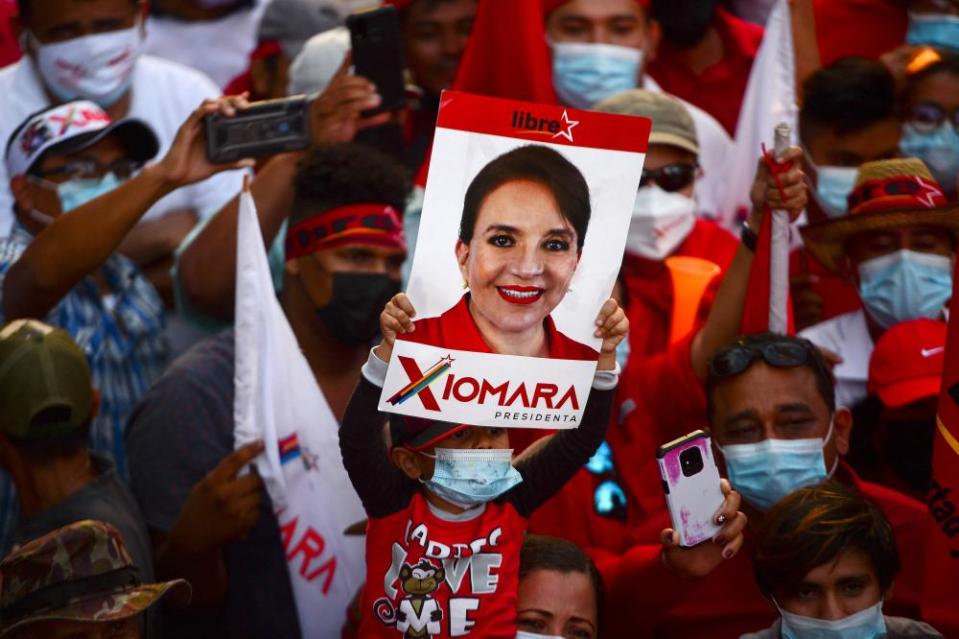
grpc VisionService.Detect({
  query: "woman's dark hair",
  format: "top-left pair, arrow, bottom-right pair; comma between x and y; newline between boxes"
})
459,145 -> 591,251
753,482 -> 901,599
519,534 -> 604,630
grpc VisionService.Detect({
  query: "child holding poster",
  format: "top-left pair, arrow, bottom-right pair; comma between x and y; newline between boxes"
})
340,91 -> 748,638
340,296 -> 626,637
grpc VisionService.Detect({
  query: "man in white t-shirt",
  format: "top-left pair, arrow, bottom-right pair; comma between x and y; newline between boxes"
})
544,0 -> 733,222
799,158 -> 959,409
2,0 -> 246,351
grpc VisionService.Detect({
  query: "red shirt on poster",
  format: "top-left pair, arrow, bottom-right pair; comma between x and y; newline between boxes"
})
360,492 -> 523,638
401,294 -> 598,361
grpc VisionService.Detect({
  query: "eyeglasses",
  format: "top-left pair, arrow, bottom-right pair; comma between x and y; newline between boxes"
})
908,102 -> 959,134
709,338 -> 825,380
32,158 -> 143,181
639,163 -> 698,192
585,441 -> 627,521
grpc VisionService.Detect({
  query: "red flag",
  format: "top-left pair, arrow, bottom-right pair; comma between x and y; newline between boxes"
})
739,212 -> 795,335
451,0 -> 557,102
922,266 -> 959,635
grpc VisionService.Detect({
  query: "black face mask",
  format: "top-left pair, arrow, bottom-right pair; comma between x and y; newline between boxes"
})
315,272 -> 401,345
655,0 -> 719,48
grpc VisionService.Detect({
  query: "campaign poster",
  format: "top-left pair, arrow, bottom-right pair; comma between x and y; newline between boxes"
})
379,91 -> 650,428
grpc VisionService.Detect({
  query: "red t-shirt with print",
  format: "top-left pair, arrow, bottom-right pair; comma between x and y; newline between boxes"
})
360,492 -> 524,638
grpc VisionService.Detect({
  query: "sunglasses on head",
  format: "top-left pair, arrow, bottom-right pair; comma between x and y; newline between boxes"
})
908,102 -> 959,134
639,162 -> 698,193
585,441 -> 627,520
709,338 -> 824,380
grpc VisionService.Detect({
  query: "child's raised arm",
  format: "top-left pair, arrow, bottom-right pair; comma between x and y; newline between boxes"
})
340,347 -> 416,519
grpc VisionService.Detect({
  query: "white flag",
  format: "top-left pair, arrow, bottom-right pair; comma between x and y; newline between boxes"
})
233,188 -> 366,637
718,0 -> 798,229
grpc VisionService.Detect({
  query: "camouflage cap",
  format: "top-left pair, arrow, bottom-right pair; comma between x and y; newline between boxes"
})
0,520 -> 189,636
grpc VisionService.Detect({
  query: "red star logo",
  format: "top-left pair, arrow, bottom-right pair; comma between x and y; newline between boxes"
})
552,110 -> 579,142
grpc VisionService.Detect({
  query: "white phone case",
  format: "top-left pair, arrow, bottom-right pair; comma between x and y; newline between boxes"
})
657,431 -> 725,548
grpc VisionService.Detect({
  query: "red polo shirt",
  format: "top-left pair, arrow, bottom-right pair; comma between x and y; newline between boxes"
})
599,464 -> 927,638
646,8 -> 763,136
814,0 -> 908,67
401,294 -> 598,361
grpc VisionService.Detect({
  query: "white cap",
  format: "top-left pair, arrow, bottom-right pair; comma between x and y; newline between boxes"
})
287,26 -> 351,97
5,100 -> 158,178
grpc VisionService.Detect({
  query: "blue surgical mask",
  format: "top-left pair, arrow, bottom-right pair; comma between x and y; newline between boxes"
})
906,12 -> 959,53
551,41 -> 642,109
421,448 -> 523,509
720,421 -> 836,512
858,249 -> 953,330
777,599 -> 887,639
900,122 -> 959,195
806,156 -> 858,218
56,172 -> 123,212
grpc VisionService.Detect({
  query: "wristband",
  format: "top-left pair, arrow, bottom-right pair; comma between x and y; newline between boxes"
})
740,220 -> 758,252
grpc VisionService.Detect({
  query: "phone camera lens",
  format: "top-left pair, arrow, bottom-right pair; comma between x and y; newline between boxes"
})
679,446 -> 704,477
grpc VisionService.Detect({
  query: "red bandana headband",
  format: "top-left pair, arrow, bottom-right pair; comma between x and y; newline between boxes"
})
285,203 -> 406,259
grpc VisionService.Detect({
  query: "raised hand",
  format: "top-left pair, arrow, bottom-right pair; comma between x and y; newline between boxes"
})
748,145 -> 807,231
594,298 -> 628,371
374,292 -> 417,363
310,53 -> 392,146
660,479 -> 748,578
155,95 -> 255,188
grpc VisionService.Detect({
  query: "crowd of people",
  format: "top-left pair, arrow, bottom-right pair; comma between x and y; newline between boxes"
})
0,0 -> 956,637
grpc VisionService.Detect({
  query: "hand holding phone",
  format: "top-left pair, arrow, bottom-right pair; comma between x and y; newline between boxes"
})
347,6 -> 406,115
204,96 -> 312,163
657,430 -> 725,547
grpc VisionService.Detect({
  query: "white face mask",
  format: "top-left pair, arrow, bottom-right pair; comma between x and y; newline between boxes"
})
30,24 -> 142,107
777,599 -> 887,639
516,632 -> 565,639
625,184 -> 696,260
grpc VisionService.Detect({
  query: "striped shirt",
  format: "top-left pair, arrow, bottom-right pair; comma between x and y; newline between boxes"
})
0,222 -> 168,556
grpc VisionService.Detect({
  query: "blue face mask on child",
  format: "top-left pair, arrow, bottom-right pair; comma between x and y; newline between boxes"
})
777,600 -> 887,639
900,123 -> 959,195
857,249 -> 953,330
906,12 -> 959,53
421,448 -> 523,509
551,41 -> 643,109
720,421 -> 836,512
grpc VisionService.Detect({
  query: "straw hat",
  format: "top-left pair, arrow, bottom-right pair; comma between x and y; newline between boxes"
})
800,158 -> 959,274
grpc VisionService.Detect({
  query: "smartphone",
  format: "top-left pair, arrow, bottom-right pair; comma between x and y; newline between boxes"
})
346,6 -> 406,115
656,430 -> 725,548
204,96 -> 311,163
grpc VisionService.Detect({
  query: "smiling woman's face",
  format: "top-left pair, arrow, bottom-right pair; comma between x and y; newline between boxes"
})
517,568 -> 598,638
456,179 -> 580,337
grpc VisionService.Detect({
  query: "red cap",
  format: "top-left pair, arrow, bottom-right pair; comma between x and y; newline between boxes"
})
868,318 -> 947,408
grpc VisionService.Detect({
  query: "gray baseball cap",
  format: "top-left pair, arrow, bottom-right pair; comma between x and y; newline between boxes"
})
258,0 -> 343,60
594,89 -> 700,156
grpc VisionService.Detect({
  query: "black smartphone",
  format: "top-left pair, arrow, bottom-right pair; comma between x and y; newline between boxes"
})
204,96 -> 312,163
346,6 -> 406,115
